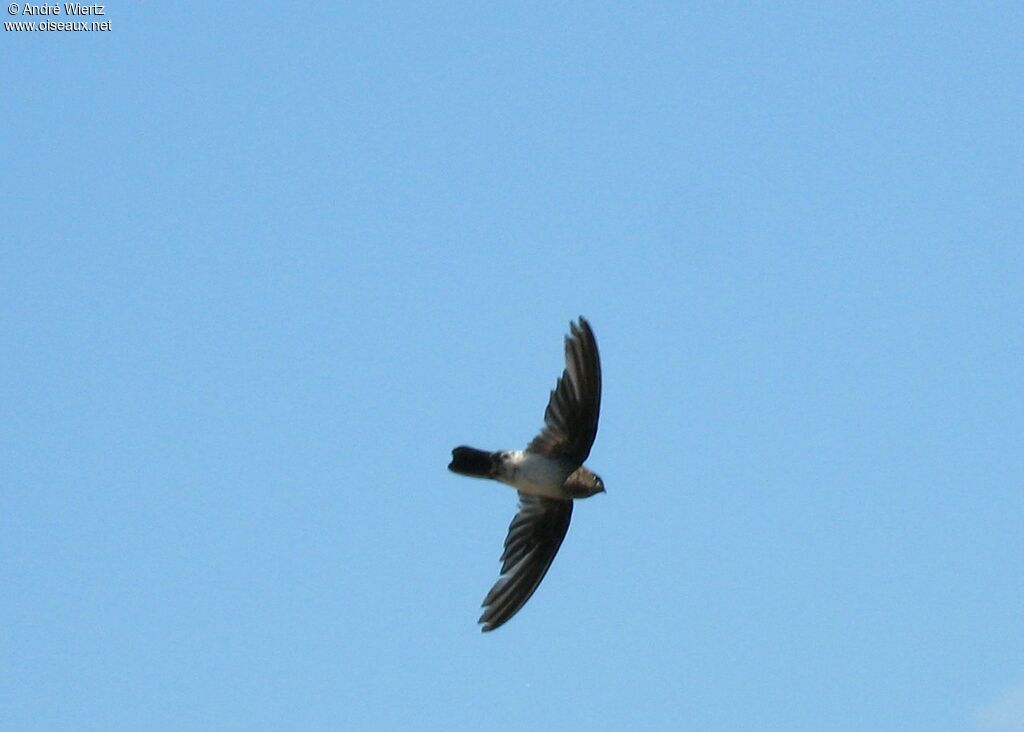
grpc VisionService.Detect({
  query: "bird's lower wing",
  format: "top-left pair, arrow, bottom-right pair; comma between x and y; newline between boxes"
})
479,494 -> 573,632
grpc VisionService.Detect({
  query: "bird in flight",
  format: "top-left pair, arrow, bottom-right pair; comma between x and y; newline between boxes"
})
448,317 -> 605,632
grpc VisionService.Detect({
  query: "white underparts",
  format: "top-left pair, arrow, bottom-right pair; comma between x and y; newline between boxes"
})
494,451 -> 573,499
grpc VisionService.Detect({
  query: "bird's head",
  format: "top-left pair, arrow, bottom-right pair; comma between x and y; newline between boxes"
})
565,467 -> 605,498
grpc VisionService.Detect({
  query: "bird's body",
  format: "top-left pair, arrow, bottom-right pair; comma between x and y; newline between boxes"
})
448,317 -> 604,632
451,448 -> 578,499
495,450 -> 576,499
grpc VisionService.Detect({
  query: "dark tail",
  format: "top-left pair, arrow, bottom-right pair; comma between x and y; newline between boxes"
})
449,446 -> 498,478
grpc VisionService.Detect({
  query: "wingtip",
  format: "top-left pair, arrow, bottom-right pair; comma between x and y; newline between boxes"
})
571,316 -> 594,341
477,610 -> 499,632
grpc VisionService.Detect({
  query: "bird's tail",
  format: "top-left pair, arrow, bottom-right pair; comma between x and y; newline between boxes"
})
448,446 -> 498,478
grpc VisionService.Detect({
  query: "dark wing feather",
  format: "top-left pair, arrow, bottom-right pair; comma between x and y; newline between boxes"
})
479,495 -> 573,632
526,317 -> 601,464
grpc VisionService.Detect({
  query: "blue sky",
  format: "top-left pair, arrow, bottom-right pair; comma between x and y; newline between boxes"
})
3,3 -> 1023,730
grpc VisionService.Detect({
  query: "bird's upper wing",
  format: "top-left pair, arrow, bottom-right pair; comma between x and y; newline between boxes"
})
525,317 -> 602,464
479,494 -> 573,632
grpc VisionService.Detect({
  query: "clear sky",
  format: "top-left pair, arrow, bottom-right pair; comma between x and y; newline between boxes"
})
3,4 -> 1023,731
